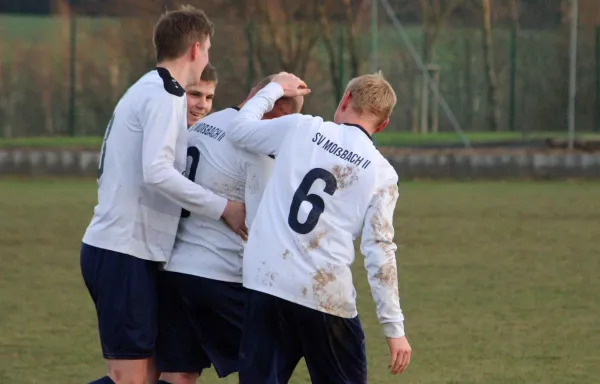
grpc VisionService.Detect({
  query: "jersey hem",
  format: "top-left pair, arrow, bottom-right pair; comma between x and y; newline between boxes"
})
81,237 -> 166,263
163,265 -> 242,284
243,281 -> 358,319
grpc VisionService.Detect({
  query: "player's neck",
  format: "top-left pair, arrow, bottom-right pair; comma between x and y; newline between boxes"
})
337,114 -> 377,136
156,59 -> 191,88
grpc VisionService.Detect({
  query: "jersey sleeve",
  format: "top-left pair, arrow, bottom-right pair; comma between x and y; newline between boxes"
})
360,165 -> 405,339
140,92 -> 227,220
227,82 -> 302,156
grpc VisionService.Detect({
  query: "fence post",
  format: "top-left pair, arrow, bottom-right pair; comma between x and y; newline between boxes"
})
68,13 -> 77,137
370,0 -> 378,72
420,32 -> 429,134
337,29 -> 345,101
595,25 -> 600,132
246,22 -> 255,93
509,25 -> 517,132
567,0 -> 578,150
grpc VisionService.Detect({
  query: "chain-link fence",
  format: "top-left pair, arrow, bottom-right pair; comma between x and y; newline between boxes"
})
0,2 -> 599,138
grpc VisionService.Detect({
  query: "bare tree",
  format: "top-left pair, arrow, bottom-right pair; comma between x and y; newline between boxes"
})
420,0 -> 466,61
509,0 -> 520,29
481,0 -> 500,131
578,0 -> 600,26
318,0 -> 365,102
258,0 -> 320,77
418,0 -> 465,133
318,1 -> 343,101
223,0 -> 320,84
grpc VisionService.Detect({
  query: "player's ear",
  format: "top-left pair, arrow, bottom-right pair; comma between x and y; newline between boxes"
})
190,42 -> 200,60
375,118 -> 389,133
340,92 -> 351,112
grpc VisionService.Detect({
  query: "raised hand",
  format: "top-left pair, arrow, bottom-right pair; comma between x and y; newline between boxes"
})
271,72 -> 311,98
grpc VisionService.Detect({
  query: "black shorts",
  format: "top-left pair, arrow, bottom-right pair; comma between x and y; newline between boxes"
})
239,290 -> 367,384
155,271 -> 248,378
80,242 -> 159,360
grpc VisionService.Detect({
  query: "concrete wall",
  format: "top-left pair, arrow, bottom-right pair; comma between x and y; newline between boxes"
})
1,149 -> 600,180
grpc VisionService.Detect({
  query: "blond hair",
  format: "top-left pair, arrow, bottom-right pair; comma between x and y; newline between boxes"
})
344,72 -> 396,124
153,5 -> 214,62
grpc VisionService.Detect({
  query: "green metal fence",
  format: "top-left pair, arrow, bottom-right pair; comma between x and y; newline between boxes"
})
0,13 -> 599,138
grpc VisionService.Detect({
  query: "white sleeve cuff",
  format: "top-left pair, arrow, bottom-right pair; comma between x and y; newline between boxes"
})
263,82 -> 285,101
204,193 -> 228,221
382,322 -> 405,339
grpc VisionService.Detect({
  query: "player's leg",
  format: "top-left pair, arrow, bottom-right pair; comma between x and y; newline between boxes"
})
297,307 -> 367,384
238,290 -> 303,384
179,275 -> 248,378
147,357 -> 160,384
80,243 -> 159,384
155,271 -> 210,384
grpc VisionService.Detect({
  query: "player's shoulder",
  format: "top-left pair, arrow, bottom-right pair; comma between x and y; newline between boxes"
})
371,149 -> 398,184
128,68 -> 185,102
201,106 -> 239,126
286,113 -> 324,136
276,112 -> 321,126
188,107 -> 237,138
188,107 -> 241,152
150,67 -> 185,97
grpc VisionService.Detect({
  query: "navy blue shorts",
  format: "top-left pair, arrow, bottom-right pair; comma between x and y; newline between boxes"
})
80,242 -> 159,360
239,290 -> 367,384
155,271 -> 248,378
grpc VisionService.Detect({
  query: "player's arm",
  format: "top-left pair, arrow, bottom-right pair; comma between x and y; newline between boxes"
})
140,93 -> 228,220
360,175 -> 405,338
360,169 -> 411,375
228,82 -> 300,156
228,72 -> 311,156
242,160 -> 255,230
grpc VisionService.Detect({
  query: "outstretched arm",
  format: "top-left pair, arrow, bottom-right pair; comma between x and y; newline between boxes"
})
228,72 -> 311,156
228,82 -> 300,156
141,93 -> 227,220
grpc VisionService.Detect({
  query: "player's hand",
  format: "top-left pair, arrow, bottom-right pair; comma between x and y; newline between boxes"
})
237,226 -> 248,241
271,72 -> 311,97
222,201 -> 248,241
387,336 -> 411,375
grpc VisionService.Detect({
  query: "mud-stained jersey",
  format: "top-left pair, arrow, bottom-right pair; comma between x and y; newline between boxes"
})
227,83 -> 405,338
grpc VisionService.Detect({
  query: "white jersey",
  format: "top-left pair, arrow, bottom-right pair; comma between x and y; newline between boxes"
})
165,107 -> 275,282
228,83 -> 405,338
82,68 -> 228,263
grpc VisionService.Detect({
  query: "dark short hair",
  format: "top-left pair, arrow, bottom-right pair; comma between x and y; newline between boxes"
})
253,75 -> 276,91
153,5 -> 214,62
201,62 -> 218,83
254,74 -> 301,111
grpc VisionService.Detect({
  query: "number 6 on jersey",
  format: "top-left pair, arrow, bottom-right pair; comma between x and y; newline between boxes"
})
288,168 -> 337,235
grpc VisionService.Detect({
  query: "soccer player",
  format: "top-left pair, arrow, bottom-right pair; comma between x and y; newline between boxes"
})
80,7 -> 246,384
228,72 -> 412,383
186,62 -> 217,127
154,75 -> 304,384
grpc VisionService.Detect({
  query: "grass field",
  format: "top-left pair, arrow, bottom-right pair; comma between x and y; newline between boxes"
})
1,179 -> 599,383
1,132 -> 599,150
